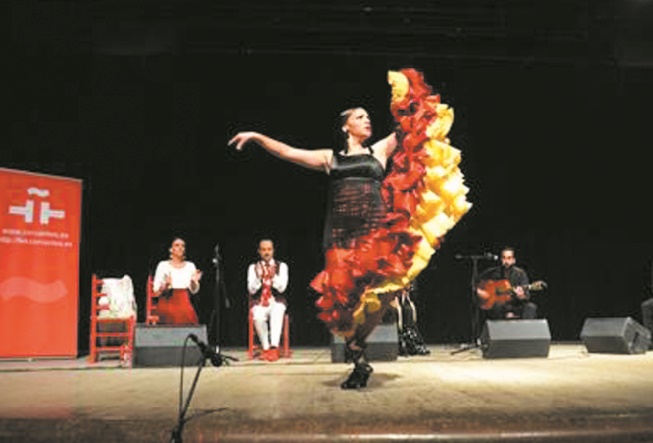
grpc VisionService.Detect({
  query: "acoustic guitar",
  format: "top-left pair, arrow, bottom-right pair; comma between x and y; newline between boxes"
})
478,279 -> 547,310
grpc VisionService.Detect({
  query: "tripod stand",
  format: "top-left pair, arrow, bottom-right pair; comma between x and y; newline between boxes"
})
450,252 -> 496,355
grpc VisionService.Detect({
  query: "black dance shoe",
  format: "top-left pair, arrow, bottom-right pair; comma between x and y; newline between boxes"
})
341,363 -> 373,390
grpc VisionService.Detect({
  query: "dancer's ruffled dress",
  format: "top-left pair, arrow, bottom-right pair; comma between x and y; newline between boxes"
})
310,68 -> 472,338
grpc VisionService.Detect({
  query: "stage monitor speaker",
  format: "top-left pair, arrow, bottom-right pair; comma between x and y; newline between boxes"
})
133,324 -> 208,367
480,319 -> 551,359
580,317 -> 651,355
641,299 -> 653,348
331,323 -> 398,363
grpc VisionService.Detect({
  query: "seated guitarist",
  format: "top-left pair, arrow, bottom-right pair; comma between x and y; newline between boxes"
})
476,246 -> 538,320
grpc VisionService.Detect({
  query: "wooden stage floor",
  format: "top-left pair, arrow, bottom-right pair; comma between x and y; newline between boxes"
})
1,343 -> 652,442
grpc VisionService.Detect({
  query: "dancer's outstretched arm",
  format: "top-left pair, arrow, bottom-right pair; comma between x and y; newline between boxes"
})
229,131 -> 333,172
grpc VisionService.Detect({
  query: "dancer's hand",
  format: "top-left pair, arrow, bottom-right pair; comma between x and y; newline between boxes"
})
228,132 -> 258,151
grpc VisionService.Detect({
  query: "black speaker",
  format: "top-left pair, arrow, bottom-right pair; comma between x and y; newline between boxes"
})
133,324 -> 208,367
642,299 -> 653,348
580,317 -> 651,355
331,323 -> 399,363
480,319 -> 551,359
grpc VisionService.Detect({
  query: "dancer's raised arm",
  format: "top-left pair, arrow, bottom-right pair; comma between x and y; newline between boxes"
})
229,131 -> 333,172
370,132 -> 398,167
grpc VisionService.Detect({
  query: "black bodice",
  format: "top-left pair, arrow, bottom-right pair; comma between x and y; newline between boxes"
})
323,152 -> 387,250
329,152 -> 385,181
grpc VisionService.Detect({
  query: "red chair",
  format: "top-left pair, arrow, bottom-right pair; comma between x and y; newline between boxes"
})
248,293 -> 291,360
88,274 -> 135,366
145,275 -> 159,325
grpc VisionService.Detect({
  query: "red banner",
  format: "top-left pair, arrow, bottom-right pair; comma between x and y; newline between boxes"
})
0,168 -> 82,358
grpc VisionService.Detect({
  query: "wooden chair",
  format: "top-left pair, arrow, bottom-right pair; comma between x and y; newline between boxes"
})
145,275 -> 159,325
247,293 -> 291,360
88,274 -> 136,366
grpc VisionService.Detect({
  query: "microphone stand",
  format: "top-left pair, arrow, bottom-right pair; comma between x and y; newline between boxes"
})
170,336 -> 207,443
170,334 -> 238,443
209,243 -> 230,351
450,253 -> 493,355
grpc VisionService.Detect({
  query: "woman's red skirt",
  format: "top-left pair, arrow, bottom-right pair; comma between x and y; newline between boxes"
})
157,289 -> 198,325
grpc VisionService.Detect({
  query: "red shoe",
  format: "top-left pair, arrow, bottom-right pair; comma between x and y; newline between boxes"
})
262,348 -> 279,362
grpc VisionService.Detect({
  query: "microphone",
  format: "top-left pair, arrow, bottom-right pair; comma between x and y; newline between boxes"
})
455,252 -> 498,260
212,243 -> 221,265
188,334 -> 238,367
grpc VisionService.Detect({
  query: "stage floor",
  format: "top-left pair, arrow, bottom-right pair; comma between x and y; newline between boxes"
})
1,343 -> 652,442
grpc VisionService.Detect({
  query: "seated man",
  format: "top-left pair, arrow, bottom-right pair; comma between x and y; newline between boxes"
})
476,246 -> 538,321
247,239 -> 289,361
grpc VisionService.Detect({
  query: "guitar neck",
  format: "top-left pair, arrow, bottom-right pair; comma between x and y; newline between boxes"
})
522,281 -> 547,292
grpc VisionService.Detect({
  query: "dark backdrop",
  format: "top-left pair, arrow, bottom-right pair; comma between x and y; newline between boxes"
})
8,1 -> 653,351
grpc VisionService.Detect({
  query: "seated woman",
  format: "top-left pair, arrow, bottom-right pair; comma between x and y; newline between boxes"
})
152,237 -> 202,325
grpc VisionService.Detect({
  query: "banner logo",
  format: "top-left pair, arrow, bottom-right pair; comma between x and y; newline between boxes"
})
8,187 -> 66,225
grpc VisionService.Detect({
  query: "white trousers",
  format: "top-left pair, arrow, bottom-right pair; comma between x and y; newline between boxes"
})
251,298 -> 286,350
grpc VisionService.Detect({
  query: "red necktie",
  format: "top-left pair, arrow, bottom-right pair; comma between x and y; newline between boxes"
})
261,262 -> 272,307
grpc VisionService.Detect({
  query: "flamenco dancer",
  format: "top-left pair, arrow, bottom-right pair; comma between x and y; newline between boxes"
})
229,68 -> 471,389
